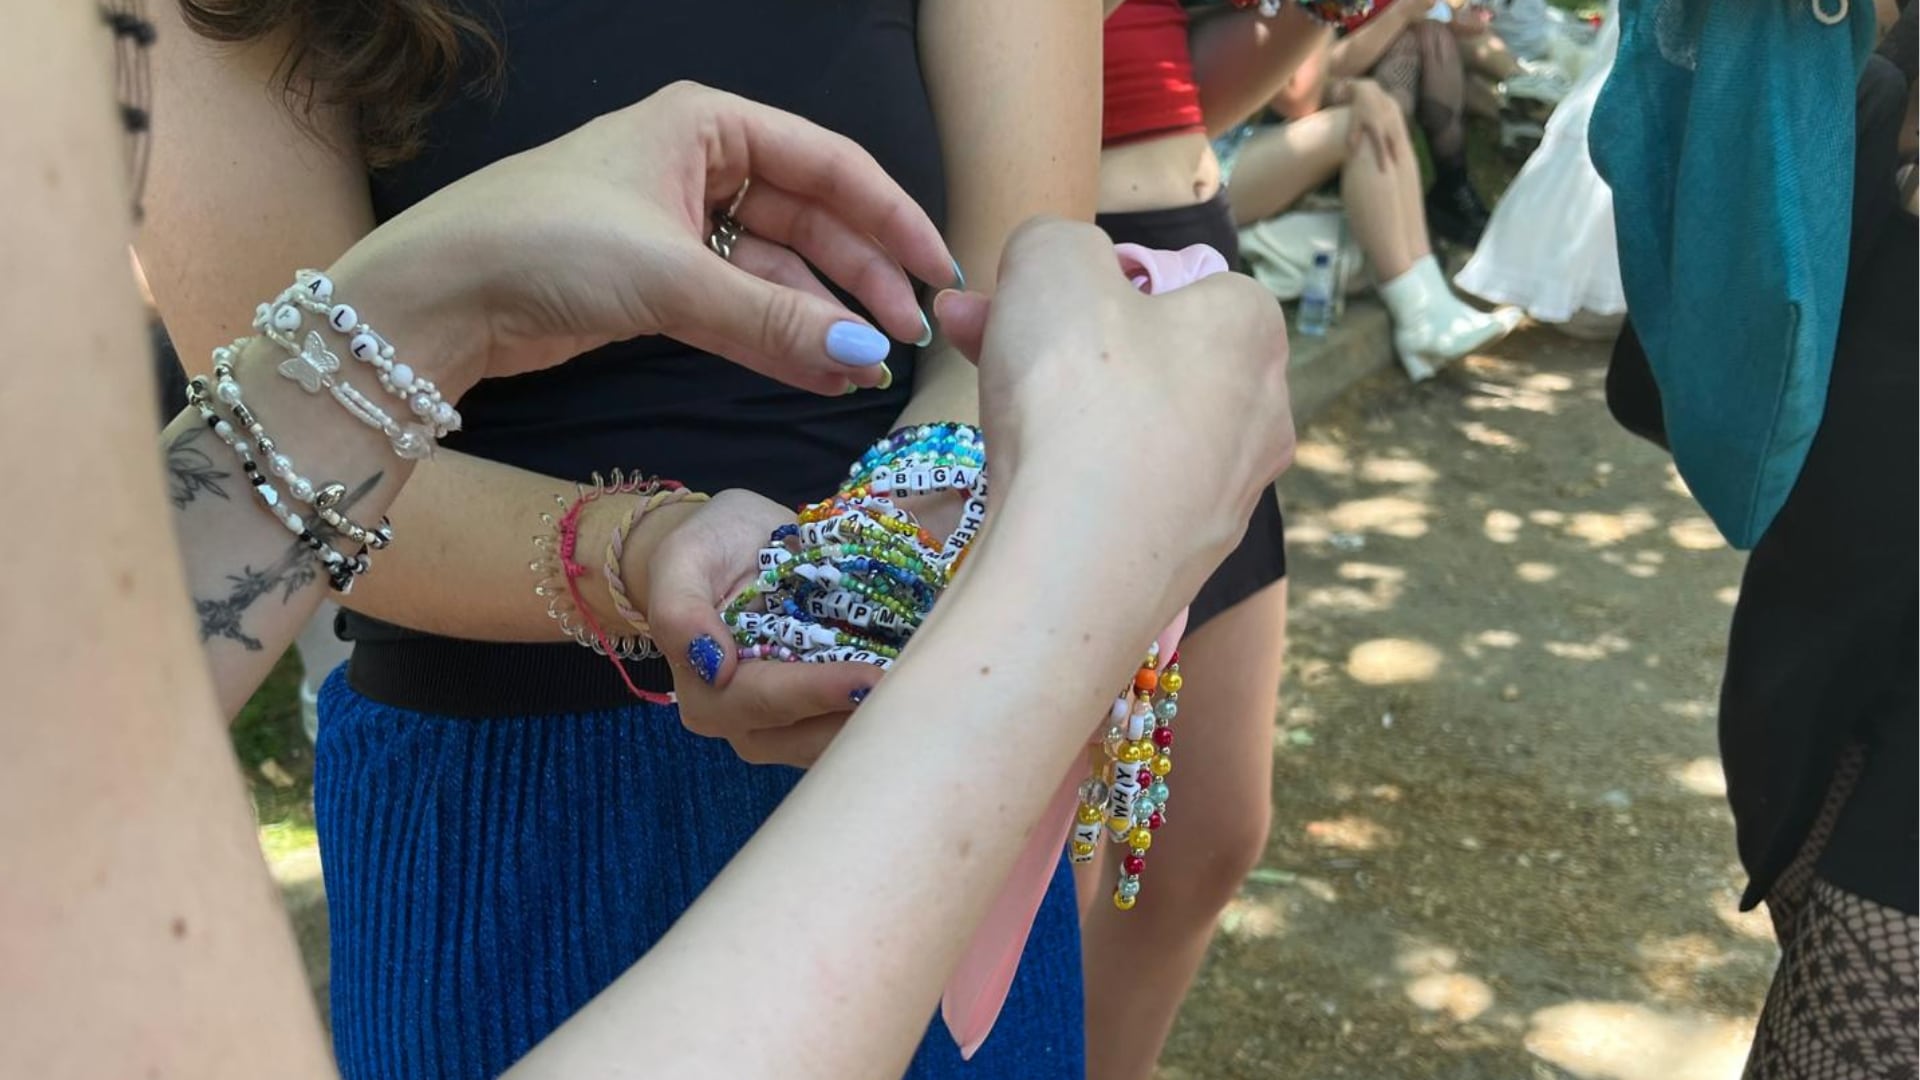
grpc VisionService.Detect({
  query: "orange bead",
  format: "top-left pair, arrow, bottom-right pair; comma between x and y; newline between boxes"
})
1133,669 -> 1158,693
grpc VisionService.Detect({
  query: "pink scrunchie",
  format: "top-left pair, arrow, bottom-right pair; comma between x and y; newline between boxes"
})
940,241 -> 1230,1057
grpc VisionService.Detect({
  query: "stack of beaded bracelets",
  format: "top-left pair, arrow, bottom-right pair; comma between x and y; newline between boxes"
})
721,423 -> 986,668
253,269 -> 461,461
1071,642 -> 1184,911
185,333 -> 397,594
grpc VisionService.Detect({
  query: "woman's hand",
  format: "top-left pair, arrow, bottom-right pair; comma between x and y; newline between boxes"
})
644,489 -> 878,767
326,82 -> 958,399
934,218 -> 1296,609
1345,78 -> 1405,168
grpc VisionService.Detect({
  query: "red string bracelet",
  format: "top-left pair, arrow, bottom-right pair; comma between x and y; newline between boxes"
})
556,498 -> 676,706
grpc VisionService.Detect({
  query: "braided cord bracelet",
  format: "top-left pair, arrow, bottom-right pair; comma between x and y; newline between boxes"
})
604,486 -> 709,640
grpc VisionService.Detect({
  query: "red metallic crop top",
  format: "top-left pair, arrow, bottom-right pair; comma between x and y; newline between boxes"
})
1103,0 -> 1207,146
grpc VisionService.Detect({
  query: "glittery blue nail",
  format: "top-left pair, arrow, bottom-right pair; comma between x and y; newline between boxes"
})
849,687 -> 871,705
687,634 -> 724,685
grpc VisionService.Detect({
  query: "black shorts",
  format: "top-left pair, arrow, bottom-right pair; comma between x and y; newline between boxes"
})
1096,192 -> 1289,630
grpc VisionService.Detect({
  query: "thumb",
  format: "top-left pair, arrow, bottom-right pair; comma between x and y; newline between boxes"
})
932,289 -> 990,364
648,527 -> 745,691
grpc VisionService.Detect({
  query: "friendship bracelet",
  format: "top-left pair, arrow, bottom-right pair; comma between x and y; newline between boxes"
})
1071,644 -> 1183,911
255,270 -> 459,460
186,375 -> 372,593
208,345 -> 394,549
604,485 -> 710,639
283,270 -> 460,438
531,469 -> 701,704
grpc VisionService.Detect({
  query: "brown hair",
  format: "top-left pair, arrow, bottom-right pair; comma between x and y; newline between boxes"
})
179,0 -> 503,168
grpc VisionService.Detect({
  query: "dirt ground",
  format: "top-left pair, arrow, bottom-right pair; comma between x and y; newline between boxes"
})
1155,328 -> 1775,1079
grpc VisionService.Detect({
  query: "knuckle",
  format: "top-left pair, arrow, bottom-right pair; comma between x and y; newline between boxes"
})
755,285 -> 810,354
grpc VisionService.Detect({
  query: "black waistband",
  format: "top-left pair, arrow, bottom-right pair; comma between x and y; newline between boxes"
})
345,631 -> 677,718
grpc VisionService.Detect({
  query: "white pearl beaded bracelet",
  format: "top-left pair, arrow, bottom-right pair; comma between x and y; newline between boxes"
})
254,270 -> 461,461
186,365 -> 378,594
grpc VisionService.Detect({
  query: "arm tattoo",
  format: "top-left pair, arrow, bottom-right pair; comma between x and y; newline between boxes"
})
193,472 -> 382,651
165,428 -> 231,508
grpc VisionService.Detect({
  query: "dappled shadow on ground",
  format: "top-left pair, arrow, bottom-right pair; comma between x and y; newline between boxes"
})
1159,330 -> 1771,1079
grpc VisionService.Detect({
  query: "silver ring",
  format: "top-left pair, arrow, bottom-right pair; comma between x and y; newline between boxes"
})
707,214 -> 744,261
707,178 -> 752,261
1811,0 -> 1847,24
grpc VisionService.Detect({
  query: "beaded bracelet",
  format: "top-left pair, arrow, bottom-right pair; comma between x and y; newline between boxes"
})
186,374 -> 372,593
724,425 -> 981,669
206,344 -> 394,548
255,270 -> 460,460
1069,644 -> 1183,911
603,484 -> 710,644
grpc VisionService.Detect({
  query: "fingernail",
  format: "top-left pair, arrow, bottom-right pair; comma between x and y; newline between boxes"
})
876,362 -> 894,391
914,309 -> 934,349
849,687 -> 871,705
826,321 -> 890,366
950,258 -> 967,290
842,382 -> 860,396
687,634 -> 724,685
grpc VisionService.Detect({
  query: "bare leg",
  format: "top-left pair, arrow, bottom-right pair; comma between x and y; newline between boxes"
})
1223,108 -> 1349,225
1082,581 -> 1288,1080
1225,107 -> 1429,282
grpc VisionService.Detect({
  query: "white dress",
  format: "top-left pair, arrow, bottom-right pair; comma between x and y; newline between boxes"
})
1454,1 -> 1624,333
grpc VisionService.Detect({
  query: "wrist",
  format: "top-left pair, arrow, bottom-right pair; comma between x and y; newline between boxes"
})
323,245 -> 487,404
616,496 -> 705,624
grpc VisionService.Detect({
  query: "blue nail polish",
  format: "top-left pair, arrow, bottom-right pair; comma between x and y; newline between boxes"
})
950,258 -> 968,291
849,687 -> 871,705
914,310 -> 934,349
826,321 -> 890,366
687,634 -> 724,685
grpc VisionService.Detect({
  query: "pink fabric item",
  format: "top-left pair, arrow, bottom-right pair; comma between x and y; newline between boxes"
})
940,242 -> 1227,1056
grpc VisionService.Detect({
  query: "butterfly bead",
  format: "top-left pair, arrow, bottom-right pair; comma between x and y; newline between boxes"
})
278,331 -> 341,393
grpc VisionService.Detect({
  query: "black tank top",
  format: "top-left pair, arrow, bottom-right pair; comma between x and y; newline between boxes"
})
343,0 -> 947,714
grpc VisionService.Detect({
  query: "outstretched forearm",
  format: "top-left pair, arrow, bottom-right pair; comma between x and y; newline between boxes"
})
1192,6 -> 1333,136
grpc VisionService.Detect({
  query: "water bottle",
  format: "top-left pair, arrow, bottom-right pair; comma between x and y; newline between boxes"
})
1296,243 -> 1337,337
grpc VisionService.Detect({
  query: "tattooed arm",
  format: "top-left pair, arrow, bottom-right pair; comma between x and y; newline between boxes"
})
160,280 -> 457,716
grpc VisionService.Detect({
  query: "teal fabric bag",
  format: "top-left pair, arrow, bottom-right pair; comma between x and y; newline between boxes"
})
1591,0 -> 1876,549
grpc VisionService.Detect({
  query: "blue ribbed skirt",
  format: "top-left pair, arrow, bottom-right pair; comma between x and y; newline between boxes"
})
314,669 -> 1085,1078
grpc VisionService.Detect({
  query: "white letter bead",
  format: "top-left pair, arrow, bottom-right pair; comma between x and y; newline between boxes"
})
304,273 -> 333,302
388,362 -> 414,391
271,305 -> 303,332
350,333 -> 380,361
328,304 -> 358,332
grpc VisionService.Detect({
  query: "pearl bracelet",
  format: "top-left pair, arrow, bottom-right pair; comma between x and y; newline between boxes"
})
255,270 -> 461,460
186,373 -> 374,593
